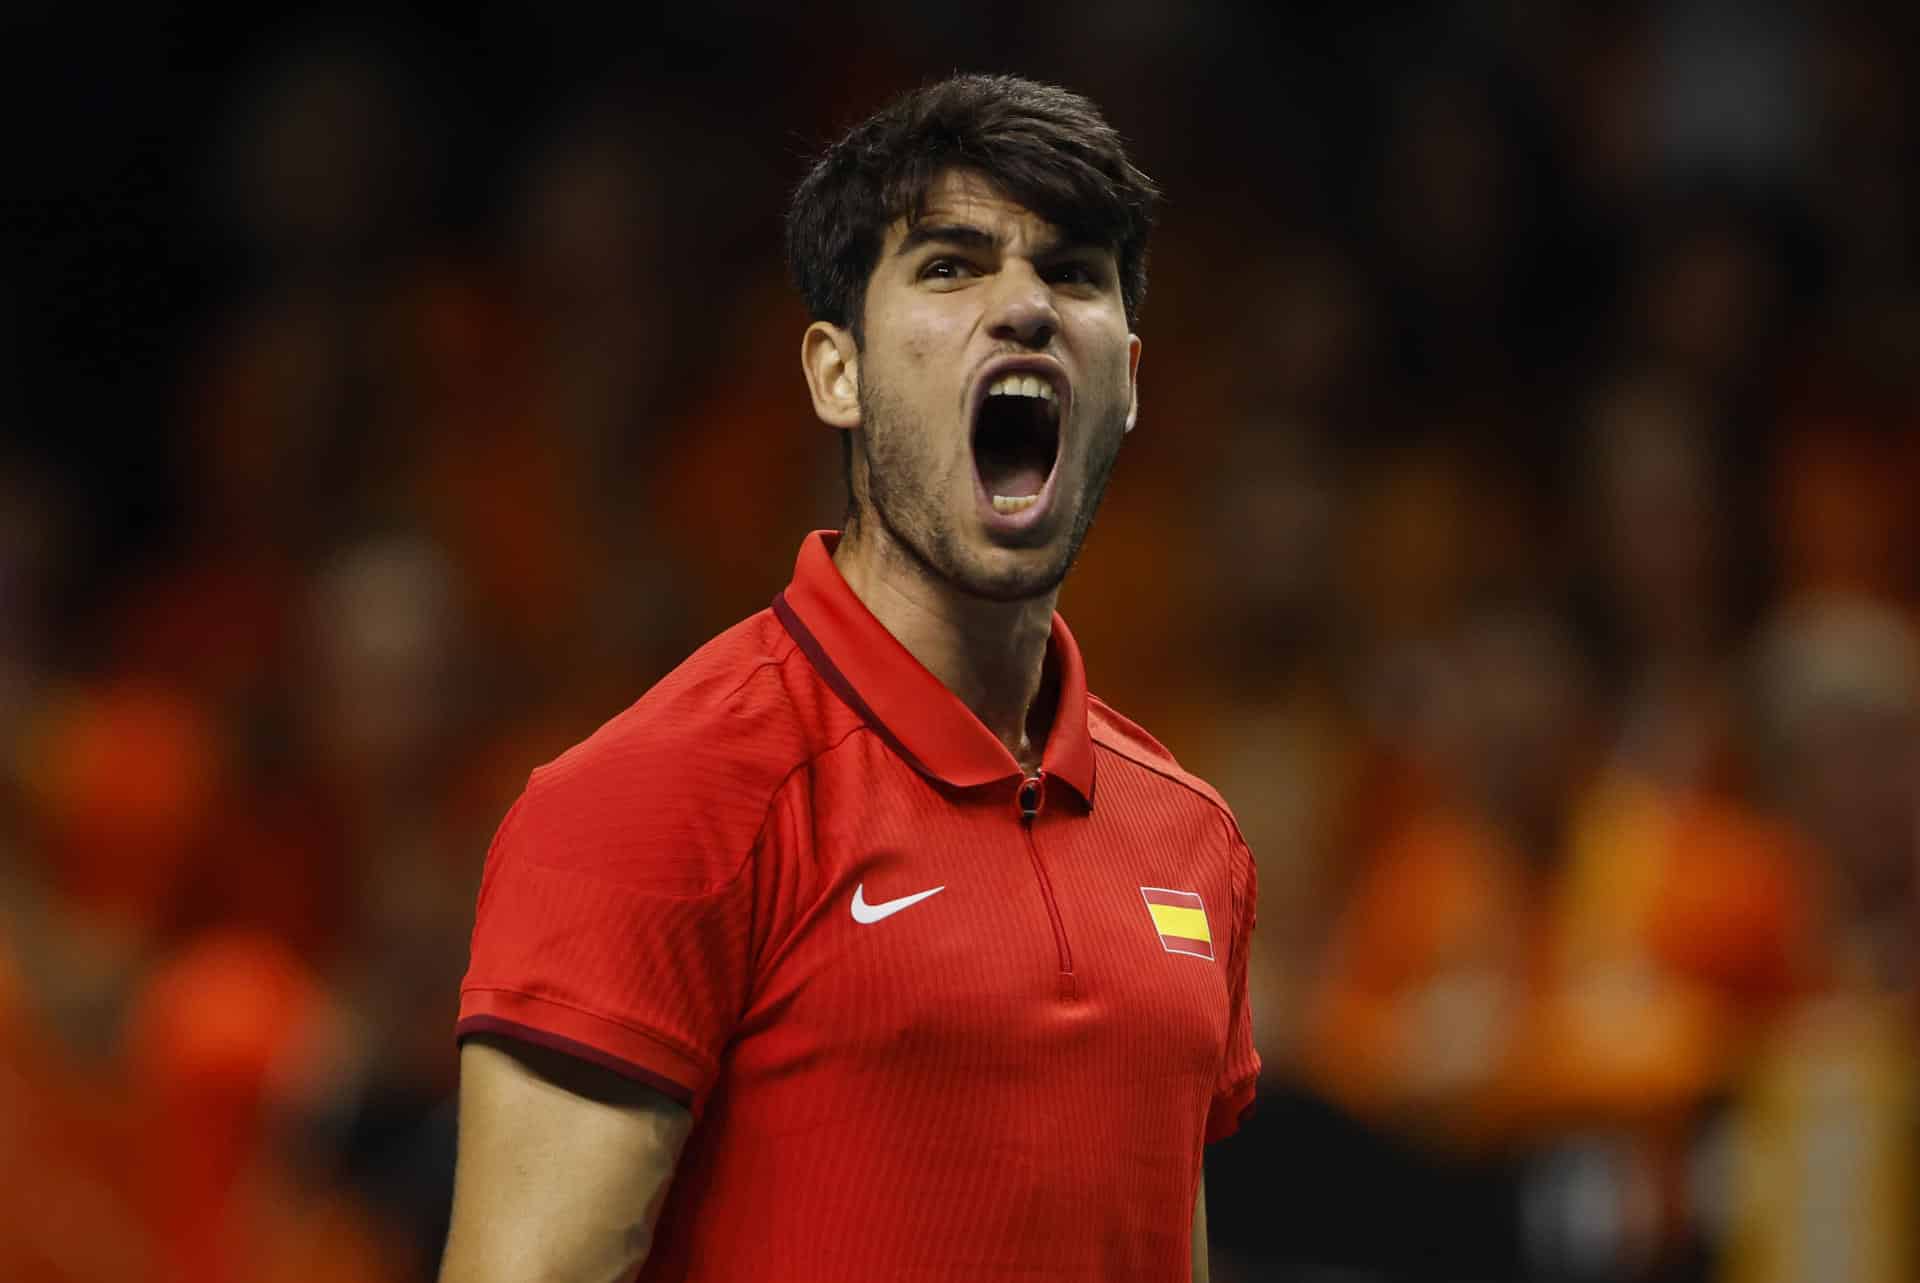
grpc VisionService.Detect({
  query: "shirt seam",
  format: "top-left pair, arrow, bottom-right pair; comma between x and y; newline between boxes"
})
1089,734 -> 1243,830
514,635 -> 860,901
1091,740 -> 1255,920
708,643 -> 824,899
738,717 -> 887,987
747,646 -> 895,854
711,628 -> 800,709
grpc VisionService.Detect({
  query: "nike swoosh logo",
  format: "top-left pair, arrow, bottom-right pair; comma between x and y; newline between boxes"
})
851,882 -> 946,925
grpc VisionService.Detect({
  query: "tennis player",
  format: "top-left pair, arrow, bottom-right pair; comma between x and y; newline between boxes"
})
440,74 -> 1258,1283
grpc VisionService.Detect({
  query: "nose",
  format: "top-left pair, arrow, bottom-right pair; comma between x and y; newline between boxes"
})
986,261 -> 1057,350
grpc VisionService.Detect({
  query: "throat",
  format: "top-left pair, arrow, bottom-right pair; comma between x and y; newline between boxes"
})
1014,665 -> 1061,772
830,525 -> 1060,766
952,616 -> 1060,771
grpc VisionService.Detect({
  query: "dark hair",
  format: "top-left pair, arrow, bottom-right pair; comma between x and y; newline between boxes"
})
786,74 -> 1159,342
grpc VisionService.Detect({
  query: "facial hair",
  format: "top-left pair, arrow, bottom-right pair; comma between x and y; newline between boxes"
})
852,371 -> 1125,604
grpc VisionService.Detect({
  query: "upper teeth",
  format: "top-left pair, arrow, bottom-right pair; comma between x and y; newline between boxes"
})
987,373 -> 1056,402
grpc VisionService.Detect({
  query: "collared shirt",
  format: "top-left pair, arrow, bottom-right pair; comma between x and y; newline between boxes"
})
458,531 -> 1259,1282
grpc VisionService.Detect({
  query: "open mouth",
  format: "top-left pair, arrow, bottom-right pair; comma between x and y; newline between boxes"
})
972,372 -> 1061,515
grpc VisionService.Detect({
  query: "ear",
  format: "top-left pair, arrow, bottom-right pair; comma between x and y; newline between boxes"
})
1123,333 -> 1142,434
802,322 -> 861,429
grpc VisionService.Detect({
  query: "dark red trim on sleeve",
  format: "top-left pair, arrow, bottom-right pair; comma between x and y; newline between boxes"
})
1204,1077 -> 1258,1145
456,1014 -> 697,1106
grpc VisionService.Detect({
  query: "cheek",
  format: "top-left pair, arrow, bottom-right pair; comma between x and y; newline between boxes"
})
866,314 -> 960,402
876,294 -> 960,361
898,312 -> 941,361
1078,315 -> 1134,381
1085,333 -> 1136,413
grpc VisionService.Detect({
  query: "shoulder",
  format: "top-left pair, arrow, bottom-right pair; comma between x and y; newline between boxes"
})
1088,697 -> 1260,955
503,609 -> 842,890
1087,695 -> 1249,856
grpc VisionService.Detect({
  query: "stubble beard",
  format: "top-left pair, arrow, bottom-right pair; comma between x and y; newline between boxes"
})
851,374 -> 1125,604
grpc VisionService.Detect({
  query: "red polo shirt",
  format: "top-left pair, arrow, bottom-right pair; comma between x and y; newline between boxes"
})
458,532 -> 1259,1281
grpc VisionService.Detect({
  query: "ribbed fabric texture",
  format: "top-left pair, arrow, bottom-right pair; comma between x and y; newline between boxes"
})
459,550 -> 1257,1282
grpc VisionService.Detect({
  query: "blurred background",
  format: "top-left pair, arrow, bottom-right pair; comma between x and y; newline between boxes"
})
0,1 -> 1915,1280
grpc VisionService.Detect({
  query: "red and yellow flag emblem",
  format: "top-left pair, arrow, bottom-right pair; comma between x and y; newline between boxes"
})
1140,887 -> 1213,959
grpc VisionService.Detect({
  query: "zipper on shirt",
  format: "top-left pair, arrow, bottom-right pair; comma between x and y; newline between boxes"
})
1018,772 -> 1076,998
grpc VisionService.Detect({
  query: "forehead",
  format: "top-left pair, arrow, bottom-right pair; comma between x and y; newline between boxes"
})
886,168 -> 1062,249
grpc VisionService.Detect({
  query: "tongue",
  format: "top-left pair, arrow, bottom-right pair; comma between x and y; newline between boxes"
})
980,456 -> 1049,499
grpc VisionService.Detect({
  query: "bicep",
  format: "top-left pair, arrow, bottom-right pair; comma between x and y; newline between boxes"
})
439,1036 -> 693,1283
1191,1169 -> 1209,1283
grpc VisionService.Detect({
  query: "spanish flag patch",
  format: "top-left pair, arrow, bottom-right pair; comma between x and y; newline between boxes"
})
1140,887 -> 1213,960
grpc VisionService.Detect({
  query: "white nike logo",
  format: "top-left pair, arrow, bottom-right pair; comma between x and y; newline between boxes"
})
850,882 -> 946,924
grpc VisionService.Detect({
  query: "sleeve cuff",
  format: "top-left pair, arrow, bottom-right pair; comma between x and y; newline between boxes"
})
456,986 -> 709,1107
1204,1076 -> 1258,1144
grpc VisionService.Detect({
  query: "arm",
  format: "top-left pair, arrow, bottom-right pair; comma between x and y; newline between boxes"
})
439,1036 -> 693,1283
1191,1169 -> 1209,1283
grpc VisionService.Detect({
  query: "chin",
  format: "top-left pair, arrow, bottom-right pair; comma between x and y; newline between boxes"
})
951,542 -> 1073,603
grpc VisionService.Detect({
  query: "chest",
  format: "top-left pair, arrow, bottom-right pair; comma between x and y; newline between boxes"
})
731,771 -> 1235,1087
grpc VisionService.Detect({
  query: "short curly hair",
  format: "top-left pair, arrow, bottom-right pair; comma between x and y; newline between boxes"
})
786,74 -> 1159,342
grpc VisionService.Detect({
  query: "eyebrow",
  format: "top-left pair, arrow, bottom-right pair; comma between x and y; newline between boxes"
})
894,221 -> 1105,262
895,222 -> 1001,257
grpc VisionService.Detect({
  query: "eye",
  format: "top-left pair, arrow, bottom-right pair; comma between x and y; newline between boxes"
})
919,257 -> 976,282
1045,261 -> 1102,287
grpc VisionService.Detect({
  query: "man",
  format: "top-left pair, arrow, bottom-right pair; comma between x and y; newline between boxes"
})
440,74 -> 1258,1283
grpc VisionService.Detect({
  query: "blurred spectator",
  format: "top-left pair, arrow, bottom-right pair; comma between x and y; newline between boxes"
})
488,93 -> 697,689
132,30 -> 451,730
1713,597 -> 1919,1283
1752,594 -> 1919,990
1374,68 -> 1524,402
1807,5 -> 1918,324
125,929 -> 398,1283
20,683 -> 221,956
1183,412 -> 1355,1068
1297,592 -> 1814,1277
1627,198 -> 1788,400
289,535 -> 479,1277
175,534 -> 468,966
0,929 -> 146,1282
1653,0 -> 1809,189
1770,413 -> 1919,611
1581,369 -> 1750,796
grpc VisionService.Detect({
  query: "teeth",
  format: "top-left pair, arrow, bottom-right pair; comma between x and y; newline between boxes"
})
991,494 -> 1041,514
986,373 -> 1056,402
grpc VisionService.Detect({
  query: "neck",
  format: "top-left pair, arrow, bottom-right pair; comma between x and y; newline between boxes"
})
833,520 -> 1058,772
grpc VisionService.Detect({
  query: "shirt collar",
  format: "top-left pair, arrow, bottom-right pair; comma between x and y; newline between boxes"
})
772,531 -> 1096,806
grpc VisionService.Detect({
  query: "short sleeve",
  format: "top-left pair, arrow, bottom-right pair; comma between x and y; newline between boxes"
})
1205,836 -> 1259,1143
455,762 -> 768,1111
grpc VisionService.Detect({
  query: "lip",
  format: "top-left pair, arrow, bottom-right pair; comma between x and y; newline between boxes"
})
967,355 -> 1071,540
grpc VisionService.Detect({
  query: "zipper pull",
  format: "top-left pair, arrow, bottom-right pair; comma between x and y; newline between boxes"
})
1017,772 -> 1045,822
